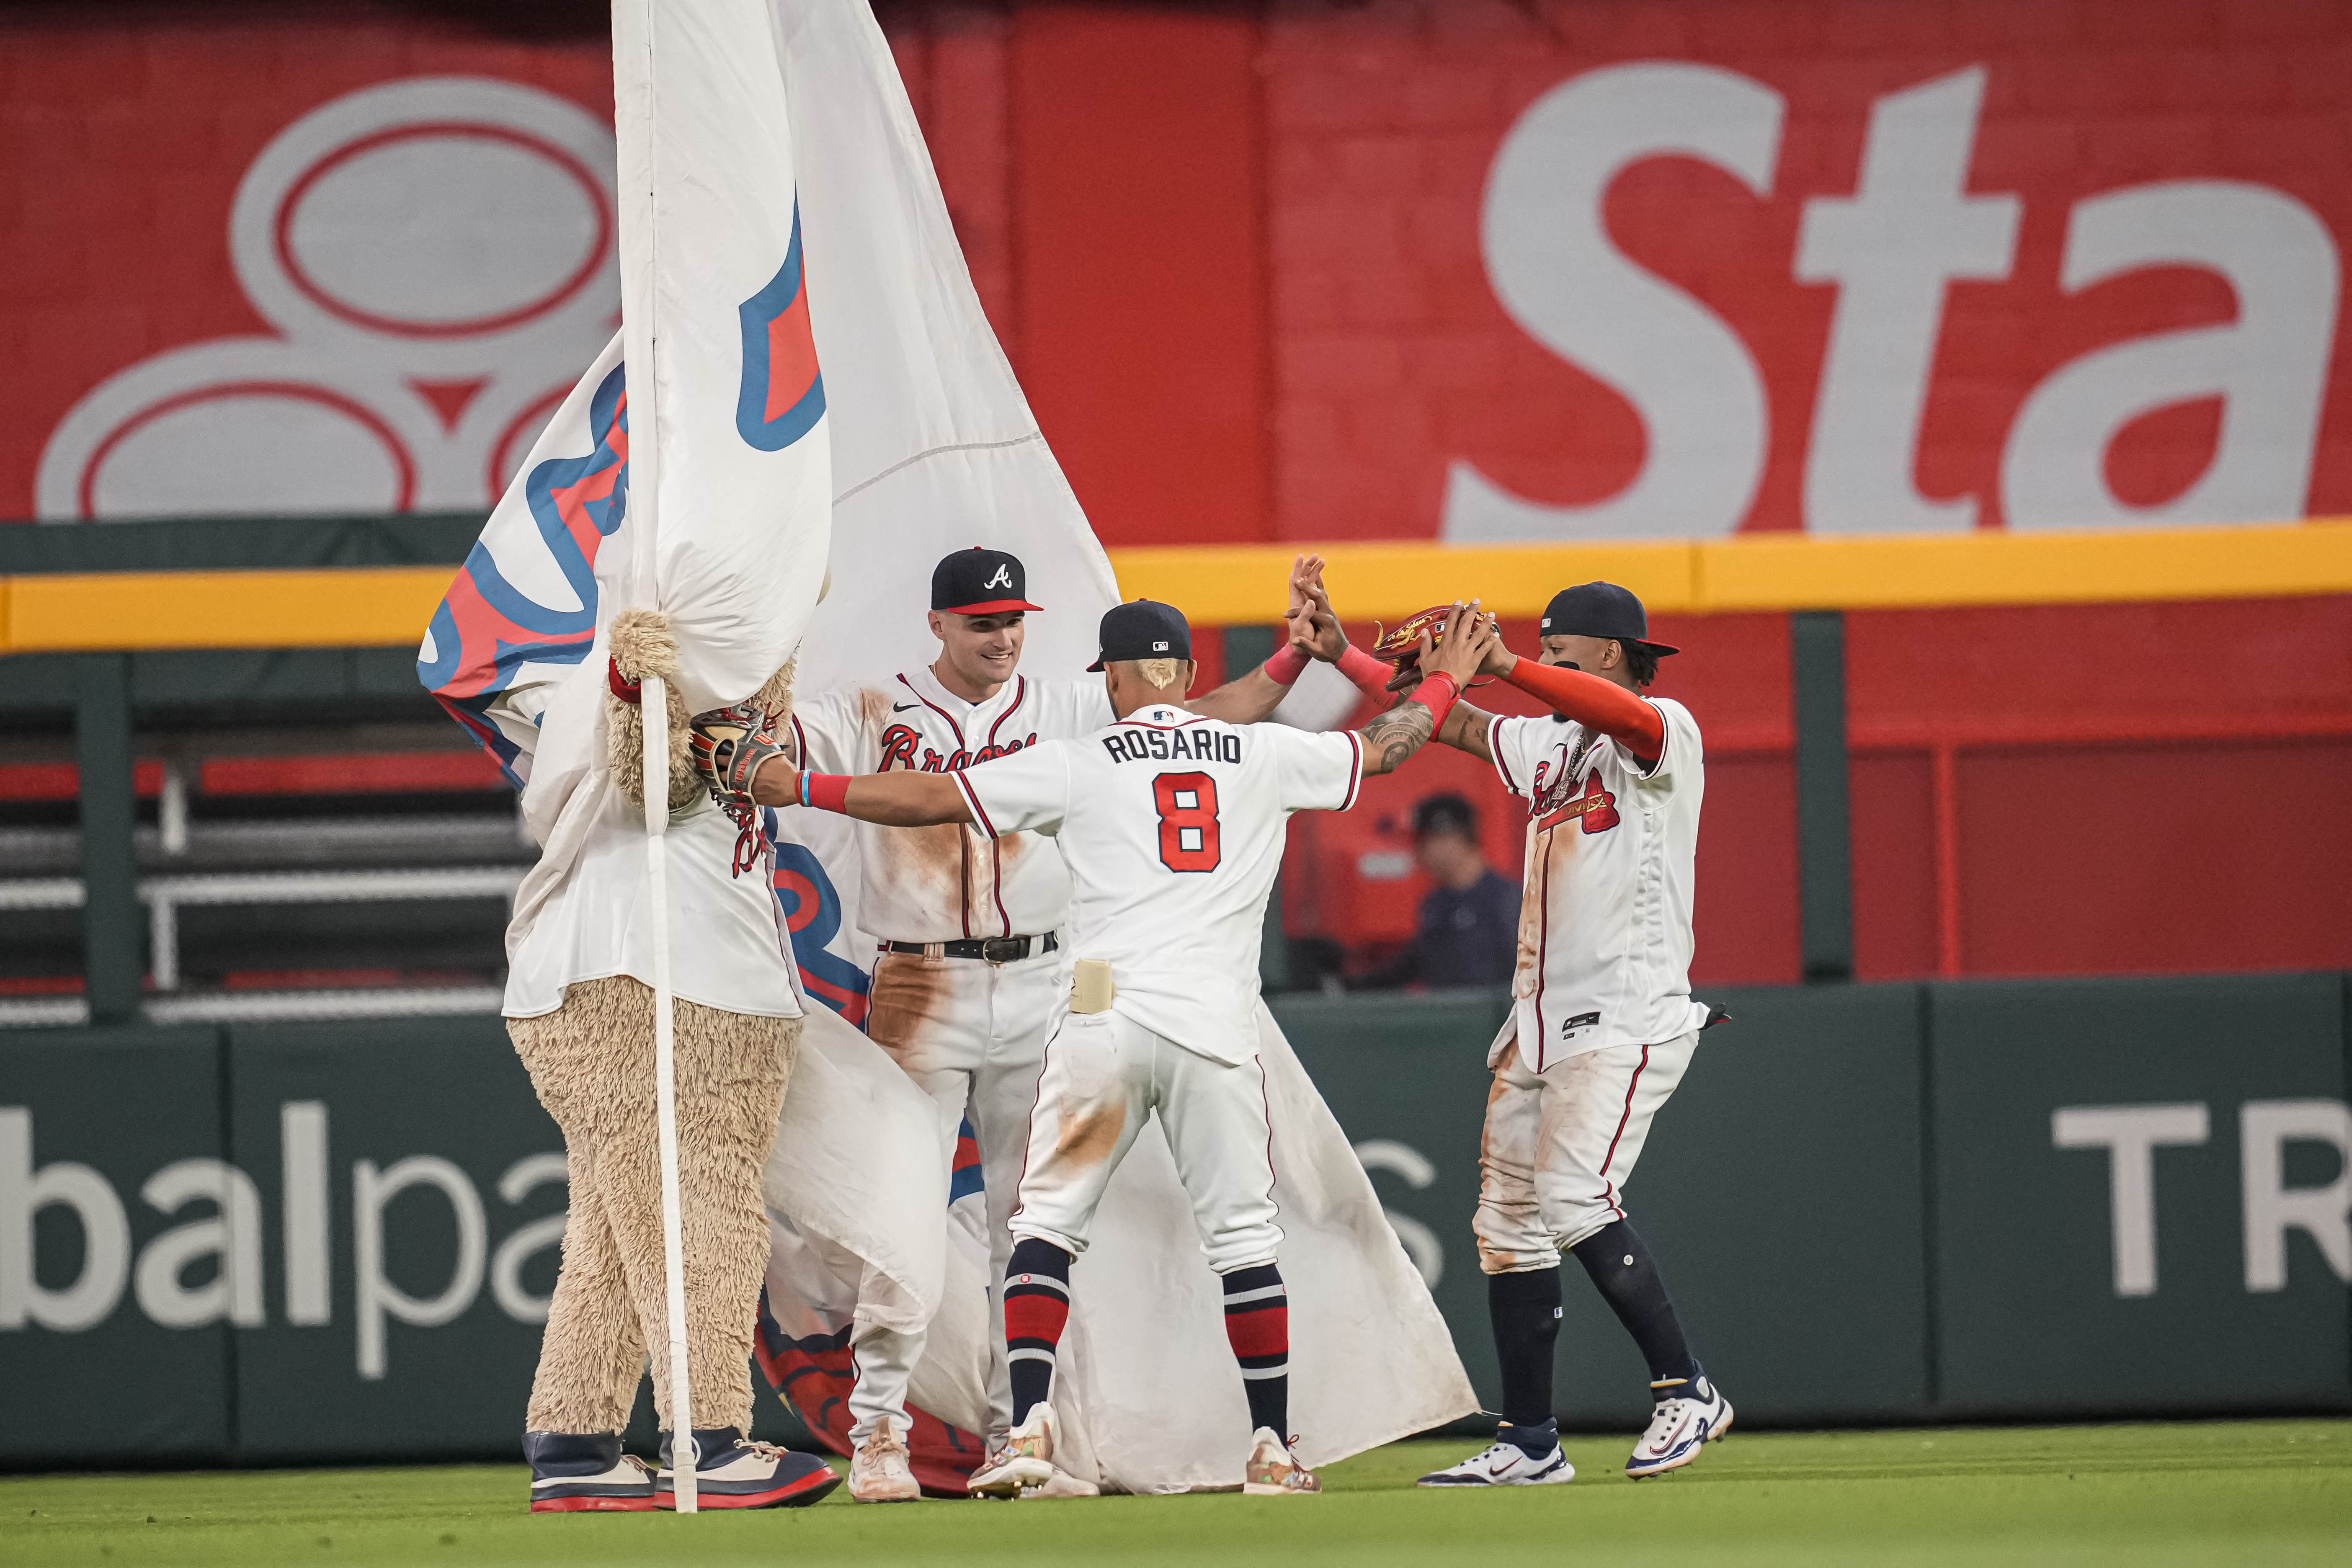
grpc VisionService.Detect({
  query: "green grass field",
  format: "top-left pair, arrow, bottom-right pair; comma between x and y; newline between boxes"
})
4,1421 -> 2347,1567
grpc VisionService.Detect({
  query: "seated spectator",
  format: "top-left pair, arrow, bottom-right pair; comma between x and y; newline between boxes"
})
1354,794 -> 1519,990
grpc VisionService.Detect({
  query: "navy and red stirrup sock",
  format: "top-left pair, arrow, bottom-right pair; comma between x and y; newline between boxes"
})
1570,1218 -> 1697,1391
1003,1238 -> 1073,1427
1221,1261 -> 1290,1437
1487,1265 -> 1563,1449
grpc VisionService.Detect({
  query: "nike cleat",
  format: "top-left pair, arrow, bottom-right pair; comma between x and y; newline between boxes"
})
1625,1377 -> 1733,1479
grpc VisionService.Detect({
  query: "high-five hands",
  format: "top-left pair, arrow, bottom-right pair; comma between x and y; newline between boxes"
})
1418,602 -> 1500,690
1285,554 -> 1348,662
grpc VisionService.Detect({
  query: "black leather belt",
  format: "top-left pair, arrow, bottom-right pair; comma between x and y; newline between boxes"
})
883,934 -> 1058,965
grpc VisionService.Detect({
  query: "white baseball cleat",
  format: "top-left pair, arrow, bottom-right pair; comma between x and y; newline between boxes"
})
1242,1428 -> 1322,1496
1415,1438 -> 1575,1487
967,1403 -> 1058,1498
849,1416 -> 921,1503
1625,1376 -> 1734,1478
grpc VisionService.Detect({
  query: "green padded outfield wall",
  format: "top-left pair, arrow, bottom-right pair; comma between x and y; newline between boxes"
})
3,976 -> 2346,1467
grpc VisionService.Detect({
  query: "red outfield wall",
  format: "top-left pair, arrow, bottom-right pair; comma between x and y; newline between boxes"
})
3,0 -> 2347,981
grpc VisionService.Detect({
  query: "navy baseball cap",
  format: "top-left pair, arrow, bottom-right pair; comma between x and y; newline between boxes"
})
1088,599 -> 1193,671
932,547 -> 1042,615
1540,581 -> 1679,656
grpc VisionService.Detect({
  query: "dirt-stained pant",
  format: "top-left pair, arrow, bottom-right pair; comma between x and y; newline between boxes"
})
1011,1009 -> 1282,1274
848,944 -> 1060,1444
509,975 -> 796,1435
1474,1030 -> 1700,1274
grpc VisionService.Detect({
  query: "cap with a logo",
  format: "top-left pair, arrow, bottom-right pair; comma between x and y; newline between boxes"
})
1087,599 -> 1193,671
932,547 -> 1042,615
1539,581 -> 1678,655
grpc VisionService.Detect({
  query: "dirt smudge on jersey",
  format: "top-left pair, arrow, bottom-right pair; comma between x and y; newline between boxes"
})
864,954 -> 950,1072
1052,1096 -> 1126,1167
856,686 -> 894,729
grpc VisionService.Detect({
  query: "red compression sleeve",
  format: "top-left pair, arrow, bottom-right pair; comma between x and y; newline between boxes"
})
1336,644 -> 1394,705
1412,673 -> 1460,731
1501,659 -> 1664,761
804,773 -> 852,813
1264,642 -> 1310,684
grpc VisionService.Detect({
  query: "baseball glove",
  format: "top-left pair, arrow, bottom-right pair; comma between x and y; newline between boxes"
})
1368,602 -> 1465,693
690,704 -> 789,807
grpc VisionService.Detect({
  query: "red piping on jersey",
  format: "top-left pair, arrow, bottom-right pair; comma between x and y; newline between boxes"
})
985,676 -> 1027,749
896,674 -> 967,747
954,771 -> 999,839
1532,827 -> 1553,1072
789,713 -> 809,767
1598,1044 -> 1652,1220
958,829 -> 972,939
1339,731 -> 1364,811
1116,715 -> 1214,730
1490,715 -> 1519,794
991,837 -> 1011,937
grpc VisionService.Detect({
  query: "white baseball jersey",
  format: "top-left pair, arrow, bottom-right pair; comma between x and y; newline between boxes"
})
504,790 -> 805,1020
791,667 -> 1111,943
1487,697 -> 1710,1071
955,703 -> 1363,1066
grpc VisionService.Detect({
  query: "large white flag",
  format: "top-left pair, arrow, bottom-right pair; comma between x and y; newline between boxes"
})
612,0 -> 832,715
748,0 -> 1476,1494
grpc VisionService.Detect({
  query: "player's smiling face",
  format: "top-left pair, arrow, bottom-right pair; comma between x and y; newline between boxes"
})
929,608 -> 1026,699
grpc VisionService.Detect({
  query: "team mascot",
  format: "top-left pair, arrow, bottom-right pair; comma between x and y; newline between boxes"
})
507,609 -> 838,1513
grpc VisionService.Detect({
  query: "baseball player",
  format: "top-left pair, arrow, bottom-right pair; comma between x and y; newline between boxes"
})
1293,575 -> 1731,1485
709,596 -> 1498,1496
775,547 -> 1334,1501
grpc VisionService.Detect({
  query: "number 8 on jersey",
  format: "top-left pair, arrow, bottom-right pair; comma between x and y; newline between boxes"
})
1155,772 -> 1222,872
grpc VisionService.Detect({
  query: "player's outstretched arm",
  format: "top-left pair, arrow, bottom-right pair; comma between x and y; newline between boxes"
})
1354,603 -> 1500,777
750,759 -> 974,826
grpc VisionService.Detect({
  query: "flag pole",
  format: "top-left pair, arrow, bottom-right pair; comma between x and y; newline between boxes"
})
642,673 -> 697,1512
622,0 -> 694,1507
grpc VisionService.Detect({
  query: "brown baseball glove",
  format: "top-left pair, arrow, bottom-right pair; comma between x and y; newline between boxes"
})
1368,602 -> 1467,693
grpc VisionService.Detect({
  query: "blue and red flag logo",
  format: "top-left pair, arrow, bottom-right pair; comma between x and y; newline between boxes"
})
765,833 -> 871,1026
735,202 -> 825,452
419,361 -> 629,786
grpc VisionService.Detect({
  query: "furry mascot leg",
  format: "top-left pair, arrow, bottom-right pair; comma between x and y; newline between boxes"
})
514,978 -> 796,1435
515,609 -> 804,1459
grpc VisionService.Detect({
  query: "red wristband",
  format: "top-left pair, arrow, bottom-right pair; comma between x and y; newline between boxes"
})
1264,642 -> 1311,685
804,773 -> 851,813
1413,672 -> 1460,730
1336,643 -> 1393,704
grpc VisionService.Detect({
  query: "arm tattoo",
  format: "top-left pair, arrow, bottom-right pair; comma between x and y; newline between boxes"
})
1440,701 -> 1493,762
1359,698 -> 1436,774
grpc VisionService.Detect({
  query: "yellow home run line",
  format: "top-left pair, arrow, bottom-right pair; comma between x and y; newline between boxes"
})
3,522 -> 2349,653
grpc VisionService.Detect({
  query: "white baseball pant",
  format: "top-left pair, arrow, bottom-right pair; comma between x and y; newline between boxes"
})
1010,1009 -> 1283,1275
847,943 -> 1060,1443
1474,1029 -> 1700,1274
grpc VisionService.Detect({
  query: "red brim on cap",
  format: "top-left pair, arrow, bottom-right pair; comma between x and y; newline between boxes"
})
940,598 -> 1044,615
1635,639 -> 1680,656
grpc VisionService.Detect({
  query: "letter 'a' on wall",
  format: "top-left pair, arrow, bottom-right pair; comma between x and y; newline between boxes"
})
1443,64 -> 1784,542
2003,182 -> 2341,531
